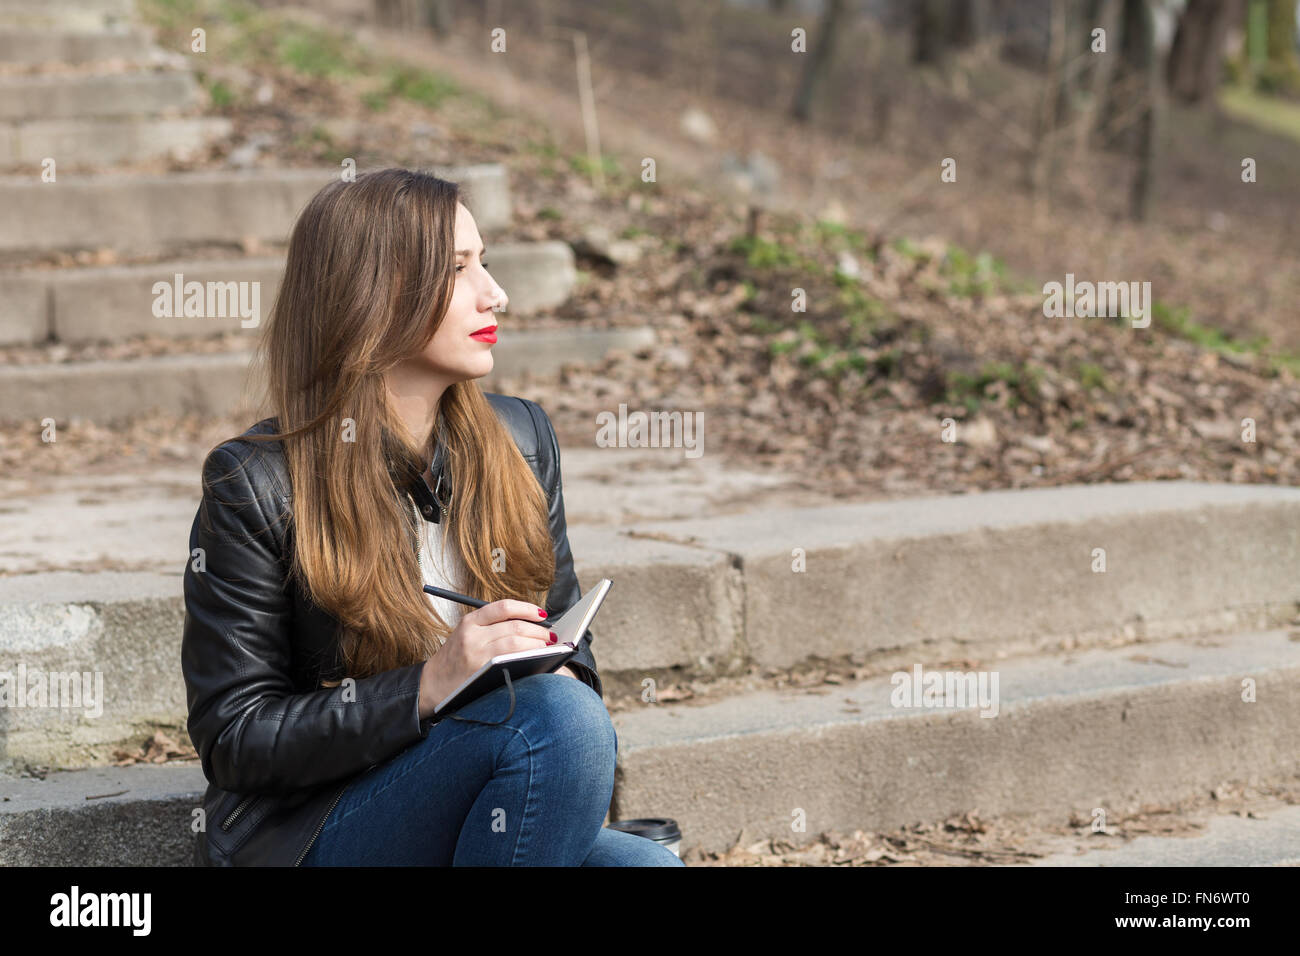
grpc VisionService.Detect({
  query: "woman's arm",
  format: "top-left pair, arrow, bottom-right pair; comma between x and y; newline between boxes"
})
181,445 -> 437,796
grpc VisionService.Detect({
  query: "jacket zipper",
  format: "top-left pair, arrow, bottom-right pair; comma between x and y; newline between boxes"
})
294,782 -> 349,866
221,794 -> 256,831
434,471 -> 449,522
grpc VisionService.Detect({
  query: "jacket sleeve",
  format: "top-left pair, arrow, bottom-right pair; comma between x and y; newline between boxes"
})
526,400 -> 604,700
181,443 -> 434,797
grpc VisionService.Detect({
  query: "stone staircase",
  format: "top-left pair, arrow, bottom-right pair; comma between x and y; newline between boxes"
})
0,0 -> 230,169
2,0 -> 1297,867
3,480 -> 1299,863
0,0 -> 654,424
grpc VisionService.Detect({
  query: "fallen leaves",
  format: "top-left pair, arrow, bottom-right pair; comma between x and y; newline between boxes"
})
692,811 -> 1044,867
111,731 -> 197,766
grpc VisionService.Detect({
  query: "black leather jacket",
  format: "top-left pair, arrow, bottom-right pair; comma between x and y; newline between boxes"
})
181,392 -> 602,866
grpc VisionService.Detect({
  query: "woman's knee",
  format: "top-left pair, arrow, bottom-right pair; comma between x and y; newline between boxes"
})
513,672 -> 615,753
584,826 -> 686,866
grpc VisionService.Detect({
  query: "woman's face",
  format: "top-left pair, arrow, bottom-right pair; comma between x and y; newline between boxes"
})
413,201 -> 508,382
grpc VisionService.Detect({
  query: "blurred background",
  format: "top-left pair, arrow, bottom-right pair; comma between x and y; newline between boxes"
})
1,0 -> 1299,868
3,0 -> 1299,494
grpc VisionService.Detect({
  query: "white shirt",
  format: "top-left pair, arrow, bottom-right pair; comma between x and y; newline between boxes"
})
410,495 -> 467,631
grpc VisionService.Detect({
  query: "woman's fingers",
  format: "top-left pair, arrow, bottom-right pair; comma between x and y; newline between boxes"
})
481,617 -> 554,648
468,598 -> 549,628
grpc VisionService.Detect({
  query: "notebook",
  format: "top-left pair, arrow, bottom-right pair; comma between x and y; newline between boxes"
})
433,579 -> 613,717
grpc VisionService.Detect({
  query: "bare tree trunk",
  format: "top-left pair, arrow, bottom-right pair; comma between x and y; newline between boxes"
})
1167,0 -> 1243,103
1127,0 -> 1159,221
791,0 -> 848,122
913,0 -> 950,64
418,0 -> 453,35
1266,0 -> 1299,64
1075,0 -> 1122,148
949,0 -> 990,47
1028,0 -> 1067,214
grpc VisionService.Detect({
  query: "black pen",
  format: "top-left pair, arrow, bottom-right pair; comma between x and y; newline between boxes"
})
423,584 -> 557,630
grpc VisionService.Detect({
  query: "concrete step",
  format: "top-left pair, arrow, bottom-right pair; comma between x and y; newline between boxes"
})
0,70 -> 200,121
0,325 -> 655,422
0,242 -> 577,345
610,627 -> 1300,853
0,481 -> 1296,770
0,164 -> 512,258
626,480 -> 1300,668
0,763 -> 203,866
3,628 -> 1296,863
0,0 -> 135,31
0,27 -> 155,65
0,114 -> 232,170
1029,801 -> 1300,866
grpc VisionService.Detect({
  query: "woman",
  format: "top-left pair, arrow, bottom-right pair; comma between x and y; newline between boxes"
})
181,167 -> 682,866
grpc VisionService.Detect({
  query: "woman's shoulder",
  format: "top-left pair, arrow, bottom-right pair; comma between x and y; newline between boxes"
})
484,392 -> 555,463
200,417 -> 291,504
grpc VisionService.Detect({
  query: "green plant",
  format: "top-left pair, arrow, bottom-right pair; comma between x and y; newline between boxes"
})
729,234 -> 817,271
1152,301 -> 1266,354
567,153 -> 621,179
946,360 -> 1043,413
836,283 -> 890,341
276,28 -> 354,77
384,64 -> 457,107
813,219 -> 873,258
891,237 -> 928,260
204,78 -> 235,108
942,246 -> 1007,298
1075,361 -> 1111,391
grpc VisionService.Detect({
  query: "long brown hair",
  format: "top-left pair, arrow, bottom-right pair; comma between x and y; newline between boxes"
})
215,167 -> 556,681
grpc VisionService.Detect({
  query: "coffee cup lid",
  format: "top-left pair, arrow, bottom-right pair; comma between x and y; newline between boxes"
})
607,818 -> 681,841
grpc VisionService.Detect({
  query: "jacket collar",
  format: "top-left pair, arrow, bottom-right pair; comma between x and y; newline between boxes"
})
394,416 -> 451,523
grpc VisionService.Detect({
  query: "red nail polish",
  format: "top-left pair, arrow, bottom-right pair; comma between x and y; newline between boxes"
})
538,609 -> 547,618
548,636 -> 557,645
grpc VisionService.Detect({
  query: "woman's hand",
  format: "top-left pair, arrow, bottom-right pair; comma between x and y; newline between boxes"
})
419,599 -> 555,718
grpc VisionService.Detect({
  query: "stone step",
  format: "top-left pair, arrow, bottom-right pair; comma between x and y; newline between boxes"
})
0,27 -> 155,65
2,628 -> 1296,863
0,0 -> 135,31
0,481 -> 1296,771
1029,801 -> 1300,867
0,114 -> 232,170
610,627 -> 1300,853
0,325 -> 655,422
625,480 -> 1300,669
0,763 -> 204,866
0,242 -> 577,345
0,164 -> 512,258
0,70 -> 200,121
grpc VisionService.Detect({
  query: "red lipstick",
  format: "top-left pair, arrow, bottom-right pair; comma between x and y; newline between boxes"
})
469,325 -> 497,343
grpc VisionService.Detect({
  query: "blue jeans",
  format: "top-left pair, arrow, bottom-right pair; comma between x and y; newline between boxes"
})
300,672 -> 684,866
